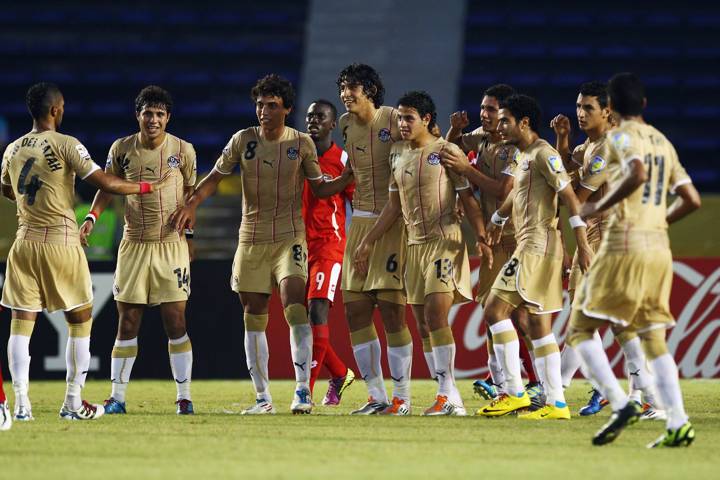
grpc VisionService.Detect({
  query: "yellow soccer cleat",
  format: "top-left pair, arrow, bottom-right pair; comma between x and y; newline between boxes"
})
476,392 -> 531,417
518,404 -> 571,420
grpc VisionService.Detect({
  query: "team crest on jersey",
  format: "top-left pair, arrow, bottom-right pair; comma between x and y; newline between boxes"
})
589,156 -> 606,174
378,128 -> 391,142
548,155 -> 565,173
427,152 -> 441,165
167,155 -> 180,169
612,132 -> 631,151
498,147 -> 509,162
287,147 -> 299,160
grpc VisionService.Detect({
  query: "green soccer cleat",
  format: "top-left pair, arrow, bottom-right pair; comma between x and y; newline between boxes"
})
647,422 -> 695,448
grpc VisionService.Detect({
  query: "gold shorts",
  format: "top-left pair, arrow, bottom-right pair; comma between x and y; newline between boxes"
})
231,237 -> 307,295
572,248 -> 674,333
342,216 -> 406,294
113,239 -> 191,305
475,237 -> 516,306
1,239 -> 92,312
490,248 -> 564,315
405,229 -> 472,305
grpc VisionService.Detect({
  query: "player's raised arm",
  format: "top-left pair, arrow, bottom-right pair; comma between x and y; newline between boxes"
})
445,110 -> 469,149
352,189 -> 402,277
550,113 -> 580,172
440,146 -> 514,200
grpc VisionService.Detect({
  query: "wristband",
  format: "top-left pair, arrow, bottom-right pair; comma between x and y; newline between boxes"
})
184,228 -> 194,239
491,210 -> 509,226
84,211 -> 98,224
569,215 -> 587,229
139,182 -> 152,194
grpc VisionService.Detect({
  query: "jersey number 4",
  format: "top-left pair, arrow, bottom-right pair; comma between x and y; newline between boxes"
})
17,158 -> 43,205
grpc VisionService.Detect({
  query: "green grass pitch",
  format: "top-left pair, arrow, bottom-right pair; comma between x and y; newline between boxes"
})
1,379 -> 718,479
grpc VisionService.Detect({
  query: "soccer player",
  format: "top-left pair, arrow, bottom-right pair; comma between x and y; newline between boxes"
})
1,82 -> 167,420
337,64 -> 412,414
567,73 -> 700,447
355,90 -> 490,415
302,99 -> 356,405
79,86 -> 197,415
444,84 -> 543,406
169,74 -> 353,414
475,94 -> 593,420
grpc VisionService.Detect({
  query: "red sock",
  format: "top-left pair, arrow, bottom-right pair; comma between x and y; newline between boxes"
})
323,344 -> 347,379
519,340 -> 538,383
311,325 -> 329,393
0,361 -> 6,403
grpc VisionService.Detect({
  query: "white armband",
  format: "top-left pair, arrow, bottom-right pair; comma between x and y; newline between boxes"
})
491,210 -> 509,226
569,215 -> 587,229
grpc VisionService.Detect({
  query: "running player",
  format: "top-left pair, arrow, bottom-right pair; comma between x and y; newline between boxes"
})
355,90 -> 490,415
79,86 -> 197,415
337,64 -> 412,414
567,73 -> 700,447
302,99 -> 355,405
1,82 -> 167,421
475,94 -> 593,420
169,74 -> 353,414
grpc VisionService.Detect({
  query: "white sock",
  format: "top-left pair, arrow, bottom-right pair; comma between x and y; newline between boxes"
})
531,334 -> 565,406
423,350 -> 436,380
352,339 -> 387,403
620,336 -> 656,405
169,334 -> 193,401
8,334 -> 31,408
110,337 -> 138,403
575,337 -> 627,411
388,344 -> 412,402
290,324 -> 313,390
489,320 -> 523,396
433,343 -> 462,406
650,353 -> 689,430
65,334 -> 91,411
487,353 -> 506,394
560,344 -> 582,388
244,330 -> 271,402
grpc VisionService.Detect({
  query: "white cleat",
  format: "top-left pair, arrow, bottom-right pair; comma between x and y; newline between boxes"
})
423,395 -> 466,416
640,407 -> 667,421
241,399 -> 276,415
0,401 -> 12,431
14,405 -> 34,421
59,400 -> 105,420
290,388 -> 312,415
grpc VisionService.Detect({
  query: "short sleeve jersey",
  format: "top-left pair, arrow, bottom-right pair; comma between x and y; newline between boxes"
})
339,106 -> 401,215
107,133 -> 197,243
603,120 -> 691,246
1,130 -> 100,244
571,136 -> 611,245
389,137 -> 470,244
214,126 -> 323,245
512,138 -> 571,253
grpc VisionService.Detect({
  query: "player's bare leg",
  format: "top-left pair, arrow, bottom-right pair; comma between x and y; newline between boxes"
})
7,309 -> 37,420
377,297 -> 412,410
279,276 -> 314,414
414,308 -> 436,382
239,291 -> 274,414
161,301 -> 193,414
105,302 -> 143,414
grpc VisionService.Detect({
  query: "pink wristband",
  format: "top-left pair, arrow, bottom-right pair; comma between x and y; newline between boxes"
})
139,182 -> 151,194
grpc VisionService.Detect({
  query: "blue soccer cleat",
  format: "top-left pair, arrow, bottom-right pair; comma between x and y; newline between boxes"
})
103,397 -> 127,414
291,388 -> 312,414
472,379 -> 498,400
176,399 -> 194,415
579,389 -> 608,416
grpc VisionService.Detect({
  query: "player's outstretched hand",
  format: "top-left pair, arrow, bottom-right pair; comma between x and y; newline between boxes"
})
440,147 -> 470,175
550,114 -> 571,138
79,220 -> 94,247
577,245 -> 593,274
353,240 -> 371,278
486,222 -> 503,246
169,204 -> 196,232
449,110 -> 470,130
477,241 -> 493,270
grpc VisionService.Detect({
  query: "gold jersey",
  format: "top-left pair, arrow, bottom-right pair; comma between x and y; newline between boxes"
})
389,137 -> 470,244
512,138 -> 571,254
214,126 -> 323,245
339,106 -> 401,215
602,120 -> 691,251
1,130 -> 100,245
108,133 -> 197,243
572,136 -> 611,245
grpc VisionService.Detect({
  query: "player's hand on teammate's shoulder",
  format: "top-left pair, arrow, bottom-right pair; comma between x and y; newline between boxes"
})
440,146 -> 470,175
79,220 -> 94,247
449,110 -> 470,130
477,240 -> 493,270
353,240 -> 371,278
550,114 -> 571,138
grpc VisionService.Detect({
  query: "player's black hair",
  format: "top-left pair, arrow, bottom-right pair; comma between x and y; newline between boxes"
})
251,74 -> 296,110
579,81 -> 608,109
397,90 -> 437,132
310,98 -> 338,120
336,63 -> 385,108
607,72 -> 645,116
135,85 -> 173,113
500,94 -> 542,132
26,82 -> 62,119
483,84 -> 515,104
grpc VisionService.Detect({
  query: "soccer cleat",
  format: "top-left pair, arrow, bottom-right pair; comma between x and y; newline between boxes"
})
592,401 -> 642,446
640,403 -> 667,421
476,392 -> 531,417
349,397 -> 389,415
14,404 -> 34,421
241,398 -> 276,415
423,395 -> 466,416
176,399 -> 194,415
322,368 -> 355,406
579,389 -> 608,416
380,397 -> 411,416
0,401 -> 12,431
291,388 -> 312,414
59,400 -> 105,421
647,422 -> 695,448
472,378 -> 498,400
518,404 -> 571,420
103,397 -> 127,415
525,381 -> 546,412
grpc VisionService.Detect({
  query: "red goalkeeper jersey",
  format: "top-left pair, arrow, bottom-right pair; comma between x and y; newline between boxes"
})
302,142 -> 354,262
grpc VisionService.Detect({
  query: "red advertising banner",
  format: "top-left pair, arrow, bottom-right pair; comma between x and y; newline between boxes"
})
266,258 -> 720,379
